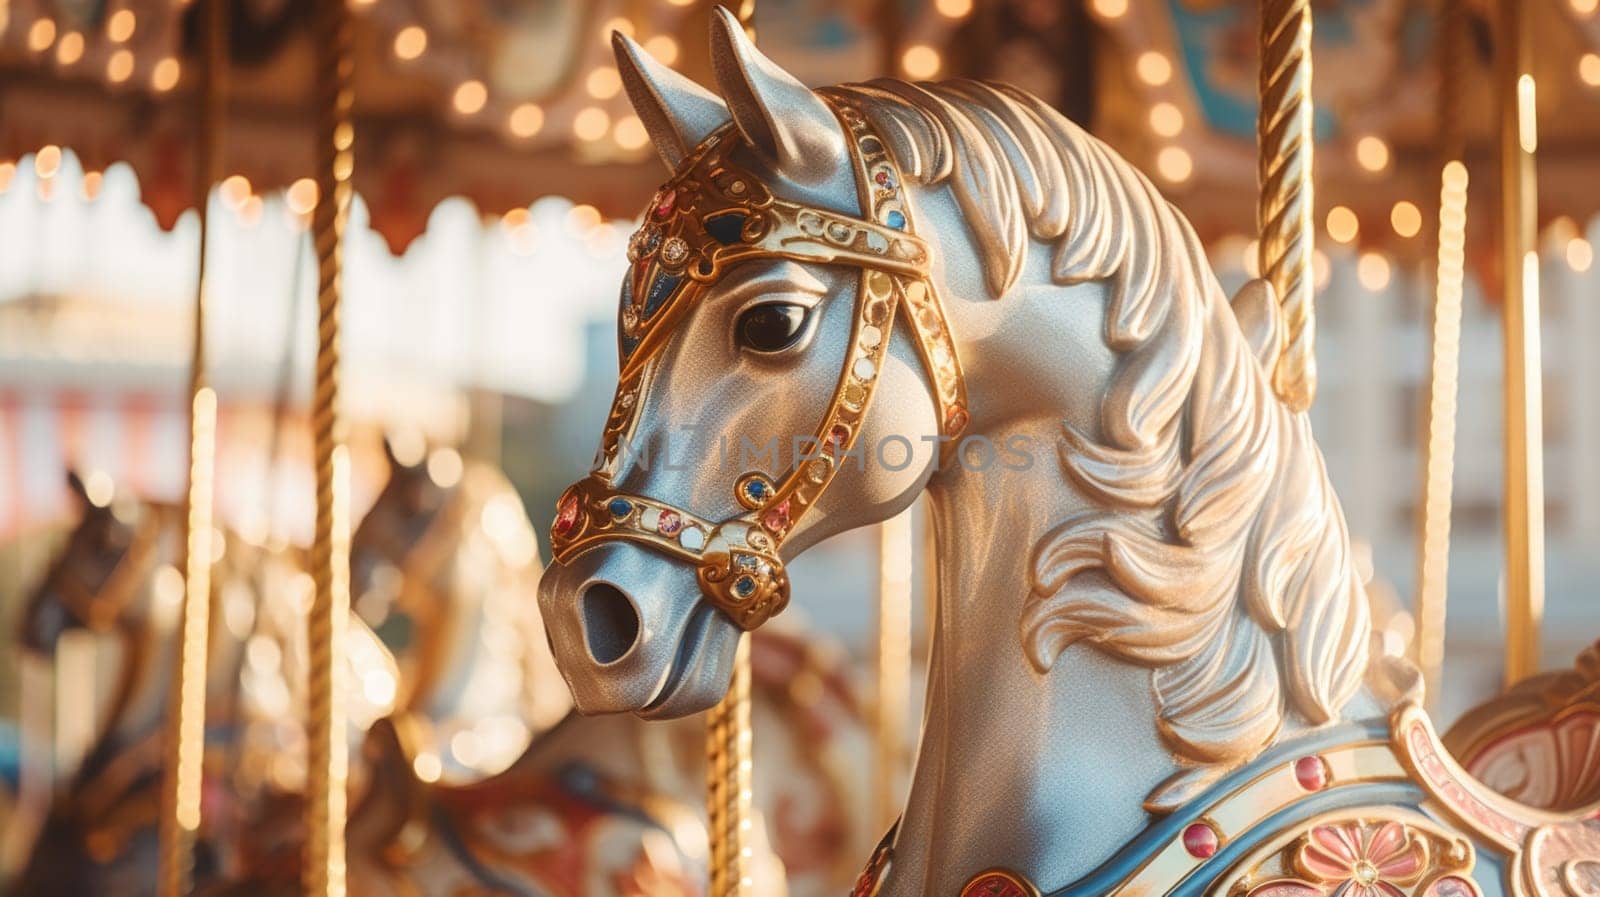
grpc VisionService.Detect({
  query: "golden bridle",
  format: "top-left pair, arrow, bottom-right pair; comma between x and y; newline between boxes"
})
549,97 -> 967,631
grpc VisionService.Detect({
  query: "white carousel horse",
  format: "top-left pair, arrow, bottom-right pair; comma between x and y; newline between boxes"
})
536,11 -> 1600,897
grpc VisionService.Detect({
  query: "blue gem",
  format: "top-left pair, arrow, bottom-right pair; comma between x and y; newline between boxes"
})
607,498 -> 633,518
745,479 -> 769,501
704,212 -> 748,246
733,576 -> 757,598
885,210 -> 906,230
643,272 -> 682,317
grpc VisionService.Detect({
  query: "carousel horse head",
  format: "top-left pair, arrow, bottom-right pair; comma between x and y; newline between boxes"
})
348,438 -> 460,649
539,9 -> 1372,798
20,470 -> 158,653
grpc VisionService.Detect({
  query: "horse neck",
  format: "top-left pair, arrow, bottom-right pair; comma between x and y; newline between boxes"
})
884,418 -> 1184,896
406,483 -> 544,737
93,512 -> 252,775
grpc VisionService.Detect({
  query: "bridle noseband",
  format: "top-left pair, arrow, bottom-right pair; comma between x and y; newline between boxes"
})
550,98 -> 967,631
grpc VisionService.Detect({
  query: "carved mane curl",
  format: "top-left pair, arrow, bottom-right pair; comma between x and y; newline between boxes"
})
831,79 -> 1370,773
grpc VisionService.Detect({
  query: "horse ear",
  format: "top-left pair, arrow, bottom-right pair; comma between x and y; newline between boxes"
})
65,469 -> 90,507
707,6 -> 846,185
613,32 -> 729,170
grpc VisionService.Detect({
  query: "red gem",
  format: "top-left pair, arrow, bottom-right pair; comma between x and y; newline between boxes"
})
654,188 -> 677,218
1293,755 -> 1328,791
824,424 -> 851,456
1182,822 -> 1219,859
958,872 -> 1031,897
657,510 -> 683,535
761,500 -> 791,534
554,493 -> 580,535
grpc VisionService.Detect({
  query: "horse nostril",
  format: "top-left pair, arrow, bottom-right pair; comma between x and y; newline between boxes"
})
580,583 -> 641,665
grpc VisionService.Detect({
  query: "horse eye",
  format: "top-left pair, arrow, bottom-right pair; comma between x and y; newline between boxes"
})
736,303 -> 808,353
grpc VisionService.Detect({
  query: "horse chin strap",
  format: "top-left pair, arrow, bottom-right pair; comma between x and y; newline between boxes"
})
550,97 -> 968,631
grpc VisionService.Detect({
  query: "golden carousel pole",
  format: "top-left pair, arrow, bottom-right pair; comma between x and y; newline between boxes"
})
305,1 -> 356,895
1496,0 -> 1543,686
869,0 -> 913,838
158,1 -> 225,893
874,510 -> 914,832
707,6 -> 757,892
1414,0 -> 1469,710
1257,0 -> 1316,412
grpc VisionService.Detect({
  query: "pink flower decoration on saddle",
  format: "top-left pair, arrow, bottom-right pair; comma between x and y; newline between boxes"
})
1296,821 -> 1427,897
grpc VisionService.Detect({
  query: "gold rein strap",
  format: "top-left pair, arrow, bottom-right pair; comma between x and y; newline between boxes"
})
550,99 -> 966,630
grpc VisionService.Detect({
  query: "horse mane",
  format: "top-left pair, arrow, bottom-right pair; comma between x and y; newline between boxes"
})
830,79 -> 1370,774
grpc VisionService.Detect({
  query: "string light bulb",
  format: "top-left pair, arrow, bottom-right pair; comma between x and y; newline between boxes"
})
573,107 -> 610,141
1149,102 -> 1183,137
106,49 -> 134,83
1355,135 -> 1390,172
28,18 -> 57,52
586,67 -> 622,100
1326,206 -> 1359,243
1569,237 -> 1594,272
509,103 -> 544,139
1357,252 -> 1391,290
1390,201 -> 1422,238
643,35 -> 679,64
1091,0 -> 1129,19
1582,54 -> 1600,87
901,45 -> 941,79
393,25 -> 426,60
453,80 -> 488,115
151,56 -> 180,91
1136,52 -> 1172,86
35,145 -> 62,179
1156,146 -> 1192,183
55,30 -> 83,65
107,9 -> 136,42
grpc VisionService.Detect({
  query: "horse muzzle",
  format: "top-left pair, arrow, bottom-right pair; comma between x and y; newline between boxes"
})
537,540 -> 743,718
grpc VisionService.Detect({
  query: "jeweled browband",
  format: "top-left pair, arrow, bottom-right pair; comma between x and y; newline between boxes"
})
550,97 -> 968,631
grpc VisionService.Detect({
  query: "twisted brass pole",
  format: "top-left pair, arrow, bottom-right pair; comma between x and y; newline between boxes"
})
1257,0 -> 1316,412
706,5 -> 757,895
305,2 -> 355,895
1496,0 -> 1544,686
707,633 -> 753,897
1414,0 -> 1469,711
158,1 -> 225,892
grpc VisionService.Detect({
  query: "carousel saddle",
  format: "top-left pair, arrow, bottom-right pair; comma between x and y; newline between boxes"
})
852,702 -> 1599,897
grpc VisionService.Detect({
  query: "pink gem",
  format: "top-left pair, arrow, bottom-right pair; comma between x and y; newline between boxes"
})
1424,876 -> 1478,897
656,510 -> 683,535
654,188 -> 677,218
1182,822 -> 1219,859
761,501 -> 791,534
1293,755 -> 1328,791
945,405 -> 969,433
553,493 -> 580,536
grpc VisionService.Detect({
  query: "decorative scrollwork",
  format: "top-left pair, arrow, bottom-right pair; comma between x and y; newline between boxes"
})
1223,812 -> 1477,897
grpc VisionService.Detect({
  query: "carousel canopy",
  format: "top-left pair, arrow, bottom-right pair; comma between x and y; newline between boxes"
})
2,0 -> 1596,265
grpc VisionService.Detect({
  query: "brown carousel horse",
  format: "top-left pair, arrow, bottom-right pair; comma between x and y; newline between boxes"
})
12,471 -> 397,897
206,448 -> 873,897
